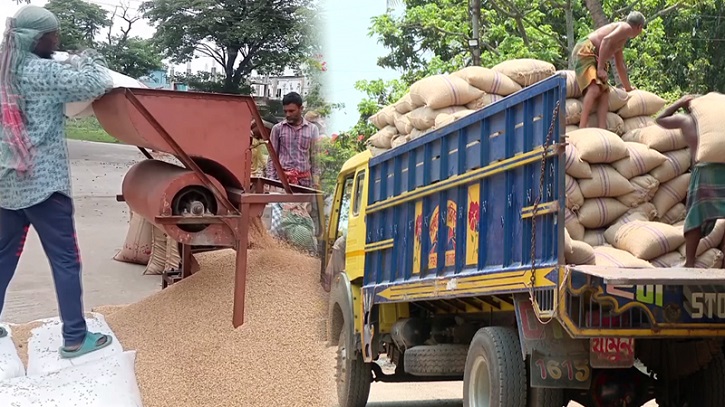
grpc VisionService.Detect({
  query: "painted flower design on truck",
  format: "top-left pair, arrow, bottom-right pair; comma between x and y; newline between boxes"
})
469,201 -> 480,232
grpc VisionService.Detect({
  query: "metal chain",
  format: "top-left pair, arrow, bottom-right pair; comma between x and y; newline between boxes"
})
529,100 -> 562,325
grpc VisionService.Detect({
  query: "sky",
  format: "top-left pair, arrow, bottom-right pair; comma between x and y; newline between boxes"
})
0,0 -> 402,134
321,0 -> 402,134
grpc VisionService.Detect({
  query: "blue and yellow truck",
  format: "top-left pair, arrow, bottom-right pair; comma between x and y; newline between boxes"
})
324,74 -> 725,407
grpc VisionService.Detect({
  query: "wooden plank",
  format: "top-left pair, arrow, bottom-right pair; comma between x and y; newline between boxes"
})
570,265 -> 725,285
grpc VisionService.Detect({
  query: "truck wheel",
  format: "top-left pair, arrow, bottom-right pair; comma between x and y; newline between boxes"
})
336,323 -> 371,407
403,344 -> 468,376
463,327 -> 527,407
528,387 -> 564,407
683,352 -> 725,407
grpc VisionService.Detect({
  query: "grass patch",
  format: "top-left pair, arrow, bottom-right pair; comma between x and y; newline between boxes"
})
65,117 -> 120,143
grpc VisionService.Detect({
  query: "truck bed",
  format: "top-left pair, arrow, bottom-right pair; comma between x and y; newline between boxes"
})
362,75 -> 566,304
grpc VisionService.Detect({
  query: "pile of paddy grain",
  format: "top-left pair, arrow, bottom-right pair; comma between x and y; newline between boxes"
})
103,232 -> 336,407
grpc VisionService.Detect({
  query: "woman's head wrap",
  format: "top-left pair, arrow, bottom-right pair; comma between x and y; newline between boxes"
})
0,6 -> 60,173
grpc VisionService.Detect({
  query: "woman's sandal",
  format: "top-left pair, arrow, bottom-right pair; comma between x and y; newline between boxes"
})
59,332 -> 112,359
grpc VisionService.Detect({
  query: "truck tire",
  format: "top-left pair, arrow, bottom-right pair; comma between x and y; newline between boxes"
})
528,387 -> 564,407
336,324 -> 371,407
463,327 -> 527,407
403,344 -> 468,376
683,352 -> 725,407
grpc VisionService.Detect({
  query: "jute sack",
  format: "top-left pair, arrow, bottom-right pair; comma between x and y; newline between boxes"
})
594,246 -> 654,268
695,248 -> 724,268
583,229 -> 607,247
623,125 -> 688,153
394,114 -> 414,135
567,240 -> 596,265
617,175 -> 659,208
612,142 -> 667,179
409,128 -> 427,140
492,58 -> 556,87
651,252 -> 684,268
558,70 -> 582,98
391,135 -> 410,149
565,208 -> 585,240
567,128 -> 629,164
649,148 -> 691,184
144,226 -> 168,275
451,66 -> 522,95
604,204 -> 656,244
585,112 -> 625,135
564,228 -> 573,254
393,93 -> 419,114
113,211 -> 153,265
689,92 -> 725,164
679,219 -> 725,257
578,198 -> 630,229
368,146 -> 388,157
617,89 -> 667,119
566,125 -> 579,134
565,144 -> 593,179
652,173 -> 690,218
608,87 -> 631,112
613,220 -> 685,260
369,105 -> 399,129
660,203 -> 686,225
466,93 -> 505,110
622,116 -> 655,133
409,75 -> 484,109
435,109 -> 476,128
566,99 -> 583,125
565,174 -> 584,210
367,126 -> 398,149
578,164 -> 635,198
408,106 -> 465,130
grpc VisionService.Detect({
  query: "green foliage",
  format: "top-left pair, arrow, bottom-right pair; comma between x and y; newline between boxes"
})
141,0 -> 316,94
316,135 -> 362,197
44,0 -> 164,78
65,117 -> 119,143
366,0 -> 723,102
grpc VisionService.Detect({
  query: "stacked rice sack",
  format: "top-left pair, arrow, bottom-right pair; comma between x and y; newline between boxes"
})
563,96 -> 725,270
366,58 -> 556,154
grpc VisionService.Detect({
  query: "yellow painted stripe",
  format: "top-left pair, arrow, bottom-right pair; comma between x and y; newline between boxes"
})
365,239 -> 394,250
365,242 -> 394,252
521,200 -> 560,219
367,146 -> 558,214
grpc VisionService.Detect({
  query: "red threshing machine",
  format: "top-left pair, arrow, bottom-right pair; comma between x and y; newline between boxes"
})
92,87 -> 324,328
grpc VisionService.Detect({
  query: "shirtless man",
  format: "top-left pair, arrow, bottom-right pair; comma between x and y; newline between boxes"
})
655,95 -> 725,268
571,12 -> 645,129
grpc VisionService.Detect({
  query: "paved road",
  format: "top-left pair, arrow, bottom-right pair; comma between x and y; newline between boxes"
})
1,140 -> 160,323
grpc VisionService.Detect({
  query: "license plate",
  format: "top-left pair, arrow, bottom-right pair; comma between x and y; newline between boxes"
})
530,350 -> 592,389
590,337 -> 635,369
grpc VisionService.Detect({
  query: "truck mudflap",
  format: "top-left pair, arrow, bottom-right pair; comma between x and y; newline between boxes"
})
514,294 -> 641,390
559,265 -> 725,337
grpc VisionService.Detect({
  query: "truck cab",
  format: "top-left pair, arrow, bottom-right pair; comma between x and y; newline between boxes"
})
324,74 -> 725,407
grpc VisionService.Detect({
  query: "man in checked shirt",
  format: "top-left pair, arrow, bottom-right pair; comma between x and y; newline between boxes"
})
265,92 -> 320,189
265,92 -> 321,244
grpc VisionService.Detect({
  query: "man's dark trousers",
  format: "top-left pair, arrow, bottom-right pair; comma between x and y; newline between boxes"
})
0,192 -> 86,346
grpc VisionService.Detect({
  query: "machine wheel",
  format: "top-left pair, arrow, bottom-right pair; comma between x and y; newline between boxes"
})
527,387 -> 564,407
463,327 -> 527,407
403,344 -> 468,376
336,323 -> 371,407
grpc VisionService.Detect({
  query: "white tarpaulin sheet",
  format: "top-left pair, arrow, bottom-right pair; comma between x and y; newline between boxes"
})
52,51 -> 148,119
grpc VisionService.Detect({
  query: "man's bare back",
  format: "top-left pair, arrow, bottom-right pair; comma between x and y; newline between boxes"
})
588,22 -> 636,54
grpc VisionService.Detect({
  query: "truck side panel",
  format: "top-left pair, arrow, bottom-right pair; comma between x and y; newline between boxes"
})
363,75 -> 567,304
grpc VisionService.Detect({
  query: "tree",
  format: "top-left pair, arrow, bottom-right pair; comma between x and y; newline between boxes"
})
141,0 -> 316,94
42,0 -> 164,79
367,0 -> 723,100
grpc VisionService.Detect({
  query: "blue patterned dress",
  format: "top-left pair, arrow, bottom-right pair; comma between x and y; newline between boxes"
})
0,51 -> 112,210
